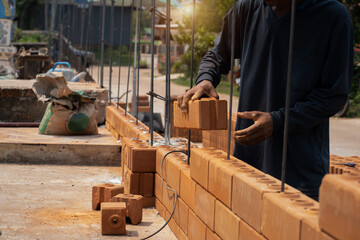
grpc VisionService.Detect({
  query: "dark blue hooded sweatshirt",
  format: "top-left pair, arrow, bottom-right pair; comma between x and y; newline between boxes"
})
195,0 -> 353,198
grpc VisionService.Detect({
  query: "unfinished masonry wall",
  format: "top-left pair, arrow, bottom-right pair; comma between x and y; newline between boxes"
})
106,105 -> 360,240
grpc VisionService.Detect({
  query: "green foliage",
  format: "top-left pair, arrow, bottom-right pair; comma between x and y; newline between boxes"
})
13,28 -> 49,43
339,0 -> 360,43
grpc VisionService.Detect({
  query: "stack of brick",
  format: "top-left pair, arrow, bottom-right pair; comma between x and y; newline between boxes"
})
154,147 -> 339,240
202,113 -> 237,153
121,137 -> 158,208
330,155 -> 360,174
129,95 -> 150,112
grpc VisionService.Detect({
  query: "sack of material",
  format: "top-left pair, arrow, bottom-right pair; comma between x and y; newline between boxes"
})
33,72 -> 98,135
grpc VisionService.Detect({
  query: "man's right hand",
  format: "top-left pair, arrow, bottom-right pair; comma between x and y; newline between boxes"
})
176,80 -> 219,113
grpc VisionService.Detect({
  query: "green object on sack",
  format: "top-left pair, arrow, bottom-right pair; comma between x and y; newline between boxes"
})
39,103 -> 53,134
68,113 -> 90,132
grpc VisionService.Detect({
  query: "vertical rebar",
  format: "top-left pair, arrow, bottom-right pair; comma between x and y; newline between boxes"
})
187,0 -> 196,165
164,0 -> 171,145
109,0 -> 115,102
281,0 -> 296,192
136,0 -> 143,125
84,1 -> 92,71
79,6 -> 85,72
71,2 -> 76,65
117,0 -> 125,109
100,0 -> 106,88
125,0 -> 135,116
227,0 -> 236,160
132,0 -> 140,116
150,0 -> 156,146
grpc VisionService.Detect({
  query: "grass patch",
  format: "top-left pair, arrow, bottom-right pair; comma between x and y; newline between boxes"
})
173,75 -> 240,97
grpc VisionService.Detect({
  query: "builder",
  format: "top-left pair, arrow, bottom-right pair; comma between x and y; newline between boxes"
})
177,0 -> 353,199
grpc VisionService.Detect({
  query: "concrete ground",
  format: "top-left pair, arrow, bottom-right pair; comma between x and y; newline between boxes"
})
0,164 -> 176,240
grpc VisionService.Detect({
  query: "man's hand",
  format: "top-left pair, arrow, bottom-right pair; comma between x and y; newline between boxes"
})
234,111 -> 273,145
177,80 -> 219,113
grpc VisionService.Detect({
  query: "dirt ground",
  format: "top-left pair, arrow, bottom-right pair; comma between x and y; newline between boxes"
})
0,164 -> 176,240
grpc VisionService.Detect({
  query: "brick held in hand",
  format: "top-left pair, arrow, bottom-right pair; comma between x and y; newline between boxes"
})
319,174 -> 360,240
173,98 -> 227,130
101,202 -> 127,235
112,193 -> 143,225
92,183 -> 124,210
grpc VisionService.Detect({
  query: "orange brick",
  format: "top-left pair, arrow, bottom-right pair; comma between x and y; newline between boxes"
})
167,154 -> 189,194
179,229 -> 190,240
123,139 -> 157,172
156,146 -> 174,180
166,210 -> 180,238
101,202 -> 127,235
178,198 -> 189,234
92,183 -> 124,210
190,148 -> 210,189
239,220 -> 266,240
232,169 -> 298,231
155,198 -> 166,219
111,193 -> 143,225
194,184 -> 216,230
208,156 -> 238,208
162,180 -> 176,213
206,228 -> 221,240
215,200 -> 240,240
155,173 -> 163,202
301,213 -> 335,240
261,191 -> 319,240
123,165 -> 154,197
180,168 -> 196,210
143,196 -> 155,208
188,209 -> 206,240
173,99 -> 227,130
319,174 -> 360,240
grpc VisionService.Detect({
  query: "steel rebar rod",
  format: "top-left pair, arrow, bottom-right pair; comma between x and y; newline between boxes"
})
78,7 -> 85,72
100,0 -> 106,88
117,0 -> 125,109
84,2 -> 92,71
227,0 -> 237,160
109,0 -> 115,102
150,0 -> 156,146
136,0 -> 143,125
187,0 -> 196,165
281,0 -> 296,192
164,0 -> 171,145
125,0 -> 135,116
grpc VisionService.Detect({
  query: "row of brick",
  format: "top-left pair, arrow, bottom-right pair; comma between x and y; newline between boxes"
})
330,155 -> 360,175
154,147 -> 340,240
202,113 -> 237,153
173,98 -> 228,130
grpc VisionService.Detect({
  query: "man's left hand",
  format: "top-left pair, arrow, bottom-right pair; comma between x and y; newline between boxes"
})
234,111 -> 273,145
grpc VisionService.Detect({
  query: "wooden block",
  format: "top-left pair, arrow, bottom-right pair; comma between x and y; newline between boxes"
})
261,191 -> 319,240
101,202 -> 127,235
111,193 -> 143,225
180,168 -> 196,210
194,184 -> 216,230
188,209 -> 206,240
319,174 -> 360,240
215,200 -> 240,240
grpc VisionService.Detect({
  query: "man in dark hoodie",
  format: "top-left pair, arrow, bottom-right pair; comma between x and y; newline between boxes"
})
177,0 -> 353,199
